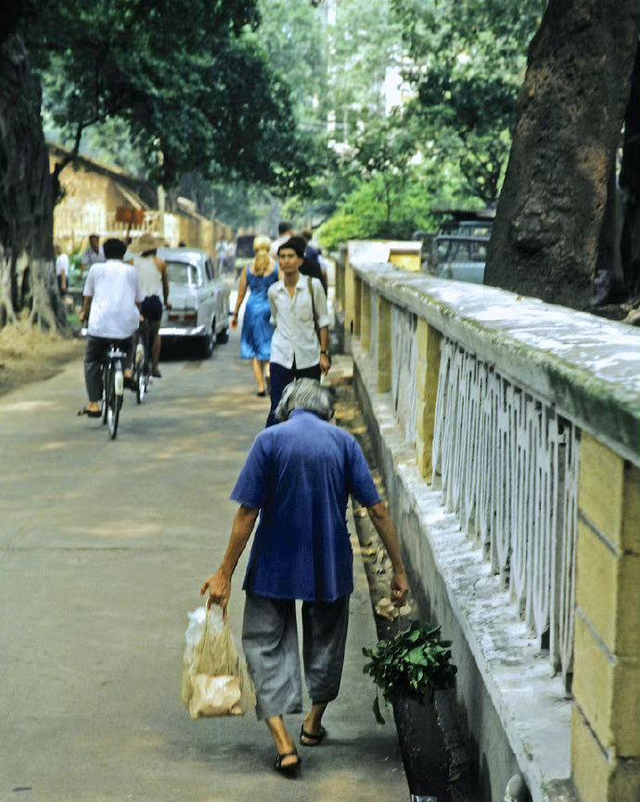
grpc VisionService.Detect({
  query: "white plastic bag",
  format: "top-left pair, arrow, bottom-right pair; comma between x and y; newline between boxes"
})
189,675 -> 242,718
181,606 -> 255,719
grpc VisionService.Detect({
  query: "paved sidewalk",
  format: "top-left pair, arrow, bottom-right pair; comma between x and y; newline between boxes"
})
0,333 -> 406,802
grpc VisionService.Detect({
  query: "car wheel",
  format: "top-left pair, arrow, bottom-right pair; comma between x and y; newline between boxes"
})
199,319 -> 215,358
216,327 -> 229,345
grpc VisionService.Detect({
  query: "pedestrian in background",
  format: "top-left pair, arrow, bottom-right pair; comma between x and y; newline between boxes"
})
81,234 -> 105,272
217,238 -> 228,273
224,237 -> 236,275
200,379 -> 409,775
290,234 -> 328,295
265,238 -> 330,426
55,244 -> 69,295
269,221 -> 294,261
232,236 -> 278,397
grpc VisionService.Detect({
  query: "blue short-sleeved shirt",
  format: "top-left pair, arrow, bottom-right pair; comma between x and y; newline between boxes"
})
231,410 -> 381,601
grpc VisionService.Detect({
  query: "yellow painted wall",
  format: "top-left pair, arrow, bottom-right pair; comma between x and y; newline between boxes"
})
571,433 -> 640,802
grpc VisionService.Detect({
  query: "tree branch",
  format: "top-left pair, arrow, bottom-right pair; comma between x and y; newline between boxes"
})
49,109 -> 112,203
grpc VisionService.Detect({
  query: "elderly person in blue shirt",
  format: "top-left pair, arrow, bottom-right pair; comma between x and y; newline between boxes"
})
201,379 -> 409,775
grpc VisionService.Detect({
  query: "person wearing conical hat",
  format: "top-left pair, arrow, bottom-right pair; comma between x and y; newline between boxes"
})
128,232 -> 170,378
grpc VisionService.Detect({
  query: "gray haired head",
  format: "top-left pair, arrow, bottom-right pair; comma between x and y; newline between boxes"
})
275,378 -> 335,422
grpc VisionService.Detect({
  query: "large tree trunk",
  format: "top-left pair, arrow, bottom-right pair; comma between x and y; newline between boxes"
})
483,0 -> 640,310
0,32 -> 64,330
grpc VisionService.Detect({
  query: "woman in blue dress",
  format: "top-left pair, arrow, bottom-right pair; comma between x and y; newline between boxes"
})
231,236 -> 278,396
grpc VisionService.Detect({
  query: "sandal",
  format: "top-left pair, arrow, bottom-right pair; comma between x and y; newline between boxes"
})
77,407 -> 101,418
300,725 -> 327,746
274,749 -> 301,775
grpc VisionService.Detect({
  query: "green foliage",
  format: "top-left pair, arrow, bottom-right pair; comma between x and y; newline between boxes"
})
257,0 -> 328,125
319,137 -> 480,250
363,621 -> 457,724
391,0 -> 544,202
21,0 -> 309,190
327,0 -> 404,135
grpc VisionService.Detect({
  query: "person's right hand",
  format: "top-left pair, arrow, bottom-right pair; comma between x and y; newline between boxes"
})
200,568 -> 232,613
79,310 -> 87,323
230,314 -> 239,330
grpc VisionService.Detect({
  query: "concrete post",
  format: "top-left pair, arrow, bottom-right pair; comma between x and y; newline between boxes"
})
361,283 -> 372,352
354,276 -> 362,338
414,319 -> 442,482
334,254 -> 344,314
377,295 -> 392,393
571,433 -> 640,802
344,254 -> 357,353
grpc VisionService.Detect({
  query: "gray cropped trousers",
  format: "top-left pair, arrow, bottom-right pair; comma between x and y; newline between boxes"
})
242,593 -> 350,721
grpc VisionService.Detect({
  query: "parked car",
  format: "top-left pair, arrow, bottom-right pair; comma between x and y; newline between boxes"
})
430,235 -> 489,284
429,210 -> 494,284
158,248 -> 230,357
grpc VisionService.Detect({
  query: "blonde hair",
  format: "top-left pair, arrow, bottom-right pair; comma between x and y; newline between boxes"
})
252,236 -> 273,276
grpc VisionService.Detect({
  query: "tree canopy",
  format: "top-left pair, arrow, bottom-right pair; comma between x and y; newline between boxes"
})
392,0 -> 543,202
19,0 -> 309,191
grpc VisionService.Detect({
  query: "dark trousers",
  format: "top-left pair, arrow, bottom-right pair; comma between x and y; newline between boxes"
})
266,360 -> 321,427
84,336 -> 131,402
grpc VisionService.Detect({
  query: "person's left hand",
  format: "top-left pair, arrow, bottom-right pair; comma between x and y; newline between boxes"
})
320,353 -> 331,375
390,569 -> 409,607
200,568 -> 231,613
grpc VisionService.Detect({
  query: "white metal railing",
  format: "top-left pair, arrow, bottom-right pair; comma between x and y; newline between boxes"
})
432,337 -> 579,681
391,306 -> 418,445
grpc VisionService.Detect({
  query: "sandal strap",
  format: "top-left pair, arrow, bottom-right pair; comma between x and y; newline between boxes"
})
300,725 -> 326,743
274,750 -> 300,768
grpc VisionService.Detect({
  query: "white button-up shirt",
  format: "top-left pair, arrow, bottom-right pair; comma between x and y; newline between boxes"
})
83,260 -> 143,340
268,275 -> 330,369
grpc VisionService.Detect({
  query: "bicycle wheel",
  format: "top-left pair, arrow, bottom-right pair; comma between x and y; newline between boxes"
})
107,368 -> 121,440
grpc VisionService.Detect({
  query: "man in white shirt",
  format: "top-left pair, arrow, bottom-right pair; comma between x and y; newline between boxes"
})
78,239 -> 143,417
266,238 -> 331,426
55,245 -> 69,295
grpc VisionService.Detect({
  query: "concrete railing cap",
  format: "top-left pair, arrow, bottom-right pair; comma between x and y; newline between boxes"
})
351,261 -> 640,464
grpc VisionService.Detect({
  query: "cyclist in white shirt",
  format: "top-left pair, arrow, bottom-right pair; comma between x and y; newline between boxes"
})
78,239 -> 142,418
129,232 -> 170,378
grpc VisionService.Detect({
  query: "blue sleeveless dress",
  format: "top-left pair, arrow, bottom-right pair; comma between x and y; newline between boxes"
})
240,265 -> 278,361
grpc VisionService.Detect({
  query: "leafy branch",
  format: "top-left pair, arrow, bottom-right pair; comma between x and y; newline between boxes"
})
363,621 -> 457,724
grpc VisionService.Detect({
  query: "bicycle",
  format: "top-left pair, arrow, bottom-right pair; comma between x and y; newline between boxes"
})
101,344 -> 126,439
132,321 -> 151,404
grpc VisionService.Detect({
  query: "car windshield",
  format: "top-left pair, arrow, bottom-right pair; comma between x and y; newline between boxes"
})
166,261 -> 199,285
436,238 -> 488,264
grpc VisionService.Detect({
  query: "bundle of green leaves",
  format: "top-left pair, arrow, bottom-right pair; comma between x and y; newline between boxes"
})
363,621 -> 457,723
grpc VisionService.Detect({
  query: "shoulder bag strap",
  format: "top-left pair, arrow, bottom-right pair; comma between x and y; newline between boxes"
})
307,275 -> 320,343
